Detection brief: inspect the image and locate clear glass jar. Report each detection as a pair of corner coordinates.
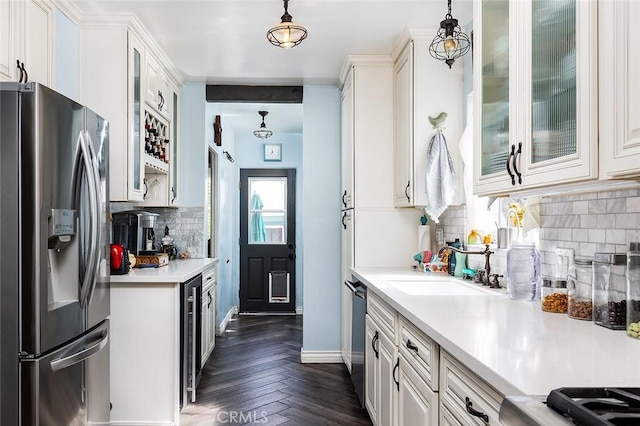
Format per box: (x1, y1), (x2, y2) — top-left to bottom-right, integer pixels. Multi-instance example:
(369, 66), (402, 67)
(593, 252), (627, 329)
(541, 277), (568, 313)
(567, 257), (593, 320)
(506, 242), (541, 301)
(627, 243), (640, 339)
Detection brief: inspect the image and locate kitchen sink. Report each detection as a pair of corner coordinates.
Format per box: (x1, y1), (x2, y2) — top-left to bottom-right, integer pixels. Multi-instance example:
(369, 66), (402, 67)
(386, 280), (493, 296)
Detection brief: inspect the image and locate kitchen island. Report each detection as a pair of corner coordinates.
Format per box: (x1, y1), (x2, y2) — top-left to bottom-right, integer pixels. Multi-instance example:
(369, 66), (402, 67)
(109, 258), (218, 425)
(352, 267), (640, 424)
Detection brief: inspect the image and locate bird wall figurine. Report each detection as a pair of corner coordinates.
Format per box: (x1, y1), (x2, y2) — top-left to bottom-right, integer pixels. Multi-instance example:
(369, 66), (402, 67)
(429, 112), (448, 130)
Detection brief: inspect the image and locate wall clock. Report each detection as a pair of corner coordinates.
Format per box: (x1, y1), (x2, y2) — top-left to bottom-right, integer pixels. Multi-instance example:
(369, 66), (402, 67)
(264, 143), (282, 162)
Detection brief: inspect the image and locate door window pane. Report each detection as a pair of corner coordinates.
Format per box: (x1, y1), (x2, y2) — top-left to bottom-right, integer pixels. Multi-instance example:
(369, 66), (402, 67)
(248, 177), (287, 244)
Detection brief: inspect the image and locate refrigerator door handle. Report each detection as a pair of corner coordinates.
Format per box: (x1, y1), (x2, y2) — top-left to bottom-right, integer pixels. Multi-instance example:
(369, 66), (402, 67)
(76, 131), (100, 308)
(50, 328), (108, 372)
(84, 131), (103, 306)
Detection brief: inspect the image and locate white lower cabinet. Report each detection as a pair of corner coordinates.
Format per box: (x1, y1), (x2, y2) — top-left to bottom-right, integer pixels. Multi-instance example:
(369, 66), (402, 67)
(200, 266), (217, 365)
(398, 354), (439, 426)
(439, 350), (503, 425)
(364, 290), (504, 425)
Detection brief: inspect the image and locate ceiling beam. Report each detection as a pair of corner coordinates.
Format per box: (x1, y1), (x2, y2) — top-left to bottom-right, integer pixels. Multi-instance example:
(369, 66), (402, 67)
(205, 85), (303, 104)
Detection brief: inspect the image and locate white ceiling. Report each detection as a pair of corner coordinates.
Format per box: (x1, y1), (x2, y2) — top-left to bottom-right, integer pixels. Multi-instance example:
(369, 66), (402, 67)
(72, 0), (472, 137)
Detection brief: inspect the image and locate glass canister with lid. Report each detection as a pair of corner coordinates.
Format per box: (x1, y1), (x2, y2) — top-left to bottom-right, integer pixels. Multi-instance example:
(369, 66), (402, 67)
(567, 257), (593, 320)
(506, 242), (541, 301)
(541, 277), (568, 313)
(627, 243), (640, 339)
(593, 252), (627, 329)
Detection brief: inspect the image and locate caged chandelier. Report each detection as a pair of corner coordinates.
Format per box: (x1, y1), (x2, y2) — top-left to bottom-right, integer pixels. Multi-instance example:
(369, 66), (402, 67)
(267, 0), (308, 49)
(428, 0), (471, 68)
(253, 111), (273, 139)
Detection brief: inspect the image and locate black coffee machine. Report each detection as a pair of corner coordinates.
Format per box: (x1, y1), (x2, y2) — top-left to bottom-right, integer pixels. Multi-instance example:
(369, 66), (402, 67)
(112, 211), (159, 256)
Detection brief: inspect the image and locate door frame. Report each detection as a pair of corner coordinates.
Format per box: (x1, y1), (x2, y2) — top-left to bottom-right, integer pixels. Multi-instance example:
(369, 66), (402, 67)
(239, 168), (297, 313)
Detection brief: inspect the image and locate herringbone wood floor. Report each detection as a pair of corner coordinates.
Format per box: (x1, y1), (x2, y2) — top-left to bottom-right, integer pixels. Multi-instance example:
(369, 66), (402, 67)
(179, 315), (372, 425)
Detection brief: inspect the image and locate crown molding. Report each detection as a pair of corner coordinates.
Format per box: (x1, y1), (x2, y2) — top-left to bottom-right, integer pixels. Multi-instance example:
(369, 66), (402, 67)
(390, 27), (438, 61)
(66, 4), (184, 87)
(51, 0), (83, 24)
(338, 54), (393, 87)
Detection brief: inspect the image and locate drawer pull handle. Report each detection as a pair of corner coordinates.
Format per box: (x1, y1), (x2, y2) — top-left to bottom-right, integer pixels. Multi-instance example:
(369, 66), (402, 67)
(406, 339), (418, 353)
(404, 181), (411, 202)
(465, 397), (489, 423)
(371, 331), (379, 359)
(392, 358), (399, 391)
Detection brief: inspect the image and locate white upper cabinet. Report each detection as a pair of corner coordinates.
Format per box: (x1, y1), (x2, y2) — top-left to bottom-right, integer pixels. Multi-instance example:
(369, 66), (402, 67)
(474, 0), (597, 196)
(392, 31), (463, 208)
(79, 17), (182, 203)
(341, 69), (355, 210)
(599, 0), (640, 179)
(0, 0), (52, 86)
(145, 52), (173, 120)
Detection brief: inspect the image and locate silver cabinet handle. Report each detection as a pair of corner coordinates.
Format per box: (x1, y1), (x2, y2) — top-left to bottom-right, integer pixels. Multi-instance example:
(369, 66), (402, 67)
(190, 286), (197, 402)
(85, 131), (103, 306)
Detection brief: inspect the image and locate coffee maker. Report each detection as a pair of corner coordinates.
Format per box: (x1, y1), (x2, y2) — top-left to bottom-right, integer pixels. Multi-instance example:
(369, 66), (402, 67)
(112, 211), (159, 256)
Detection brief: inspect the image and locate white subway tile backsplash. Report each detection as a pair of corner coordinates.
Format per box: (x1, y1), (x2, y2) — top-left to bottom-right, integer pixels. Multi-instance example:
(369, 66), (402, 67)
(572, 228), (589, 242)
(596, 214), (616, 229)
(580, 242), (597, 257)
(615, 214), (638, 229)
(588, 229), (606, 243)
(580, 214), (597, 228)
(557, 228), (572, 241)
(606, 229), (626, 244)
(588, 199), (607, 214)
(607, 198), (626, 213)
(627, 197), (640, 212)
(572, 201), (588, 214)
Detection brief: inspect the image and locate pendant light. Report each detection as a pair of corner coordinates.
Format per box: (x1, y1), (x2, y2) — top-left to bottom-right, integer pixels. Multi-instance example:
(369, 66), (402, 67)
(267, 0), (308, 49)
(253, 111), (273, 139)
(428, 0), (471, 68)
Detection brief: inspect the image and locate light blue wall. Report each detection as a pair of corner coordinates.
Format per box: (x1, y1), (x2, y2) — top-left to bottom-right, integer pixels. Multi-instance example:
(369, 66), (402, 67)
(204, 112), (238, 327)
(179, 83), (207, 209)
(301, 85), (341, 352)
(232, 132), (304, 310)
(54, 8), (78, 100)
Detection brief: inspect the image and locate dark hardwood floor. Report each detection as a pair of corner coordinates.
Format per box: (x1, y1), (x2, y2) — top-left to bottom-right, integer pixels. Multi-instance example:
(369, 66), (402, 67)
(179, 315), (372, 426)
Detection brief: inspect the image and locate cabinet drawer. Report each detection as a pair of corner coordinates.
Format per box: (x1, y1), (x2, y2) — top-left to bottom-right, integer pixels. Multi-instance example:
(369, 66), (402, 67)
(399, 316), (439, 391)
(203, 266), (217, 285)
(440, 351), (503, 425)
(367, 291), (396, 341)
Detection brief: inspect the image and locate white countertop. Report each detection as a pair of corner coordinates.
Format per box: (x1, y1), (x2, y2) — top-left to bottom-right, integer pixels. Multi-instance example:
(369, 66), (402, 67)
(352, 267), (640, 397)
(110, 258), (218, 283)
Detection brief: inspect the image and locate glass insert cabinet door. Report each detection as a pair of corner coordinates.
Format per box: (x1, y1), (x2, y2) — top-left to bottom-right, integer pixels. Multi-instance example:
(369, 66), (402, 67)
(478, 0), (510, 178)
(248, 177), (287, 245)
(530, 0), (576, 164)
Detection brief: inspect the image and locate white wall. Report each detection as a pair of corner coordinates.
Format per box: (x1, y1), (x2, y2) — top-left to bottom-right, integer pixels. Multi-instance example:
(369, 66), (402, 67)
(301, 85), (342, 351)
(179, 83), (207, 210)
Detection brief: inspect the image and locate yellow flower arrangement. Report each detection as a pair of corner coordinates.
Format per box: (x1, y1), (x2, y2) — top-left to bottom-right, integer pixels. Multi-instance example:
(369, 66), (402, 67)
(508, 202), (525, 228)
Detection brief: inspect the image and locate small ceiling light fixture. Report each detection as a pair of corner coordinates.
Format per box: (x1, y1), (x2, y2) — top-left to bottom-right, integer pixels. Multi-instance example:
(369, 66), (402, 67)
(428, 0), (471, 68)
(266, 0), (308, 49)
(253, 111), (273, 139)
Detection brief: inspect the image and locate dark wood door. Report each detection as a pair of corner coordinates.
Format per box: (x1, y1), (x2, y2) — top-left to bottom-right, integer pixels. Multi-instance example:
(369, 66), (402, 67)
(239, 169), (296, 312)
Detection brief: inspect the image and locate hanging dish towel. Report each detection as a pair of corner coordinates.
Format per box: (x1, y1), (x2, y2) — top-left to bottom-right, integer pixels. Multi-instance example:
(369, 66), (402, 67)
(424, 129), (455, 223)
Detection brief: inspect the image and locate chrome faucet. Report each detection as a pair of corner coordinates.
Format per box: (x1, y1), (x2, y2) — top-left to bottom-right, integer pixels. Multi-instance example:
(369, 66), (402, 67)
(438, 244), (501, 288)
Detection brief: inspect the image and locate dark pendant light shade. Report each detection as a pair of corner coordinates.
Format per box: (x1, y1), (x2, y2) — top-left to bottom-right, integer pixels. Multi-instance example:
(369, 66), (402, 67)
(429, 0), (471, 68)
(267, 0), (308, 49)
(253, 111), (273, 139)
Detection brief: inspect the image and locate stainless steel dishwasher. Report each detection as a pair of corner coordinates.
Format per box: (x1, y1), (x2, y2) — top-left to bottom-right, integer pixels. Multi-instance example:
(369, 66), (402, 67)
(344, 279), (367, 408)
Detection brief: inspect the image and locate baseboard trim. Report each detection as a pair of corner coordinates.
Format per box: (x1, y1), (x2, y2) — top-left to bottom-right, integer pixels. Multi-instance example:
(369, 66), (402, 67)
(296, 306), (303, 315)
(300, 350), (344, 364)
(217, 305), (238, 335)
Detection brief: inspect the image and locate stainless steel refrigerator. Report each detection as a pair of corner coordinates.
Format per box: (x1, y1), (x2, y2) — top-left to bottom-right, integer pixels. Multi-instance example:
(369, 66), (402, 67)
(0, 82), (110, 425)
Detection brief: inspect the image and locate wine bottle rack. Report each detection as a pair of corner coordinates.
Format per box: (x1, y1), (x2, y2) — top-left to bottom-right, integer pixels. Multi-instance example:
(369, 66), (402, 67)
(144, 110), (169, 173)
